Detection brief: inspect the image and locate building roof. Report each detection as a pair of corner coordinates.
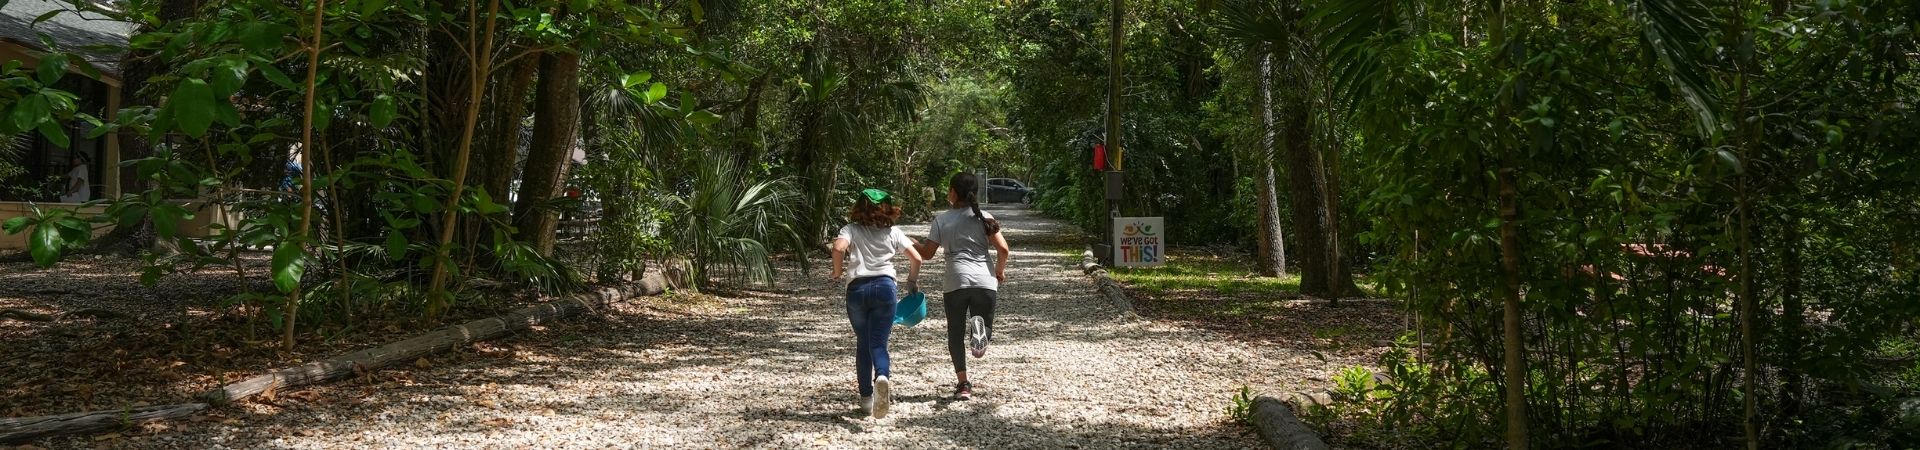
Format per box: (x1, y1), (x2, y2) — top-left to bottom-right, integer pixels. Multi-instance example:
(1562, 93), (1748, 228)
(0, 0), (136, 79)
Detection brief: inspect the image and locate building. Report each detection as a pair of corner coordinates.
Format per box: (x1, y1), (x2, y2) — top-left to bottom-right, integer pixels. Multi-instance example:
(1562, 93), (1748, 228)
(0, 0), (130, 249)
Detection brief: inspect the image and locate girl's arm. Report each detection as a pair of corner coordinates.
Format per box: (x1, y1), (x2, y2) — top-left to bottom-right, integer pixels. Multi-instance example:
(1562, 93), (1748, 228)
(991, 231), (1011, 282)
(903, 238), (925, 292)
(829, 237), (850, 280)
(914, 238), (940, 260)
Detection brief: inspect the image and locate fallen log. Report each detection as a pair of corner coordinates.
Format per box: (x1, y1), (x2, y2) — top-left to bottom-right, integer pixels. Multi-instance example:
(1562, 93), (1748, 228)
(200, 282), (664, 405)
(0, 273), (682, 444)
(0, 403), (206, 443)
(1251, 396), (1330, 450)
(1081, 249), (1137, 320)
(0, 309), (55, 322)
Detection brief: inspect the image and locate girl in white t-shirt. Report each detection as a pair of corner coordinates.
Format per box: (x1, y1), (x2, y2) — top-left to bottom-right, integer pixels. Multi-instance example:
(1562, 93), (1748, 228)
(60, 155), (89, 203)
(829, 188), (921, 418)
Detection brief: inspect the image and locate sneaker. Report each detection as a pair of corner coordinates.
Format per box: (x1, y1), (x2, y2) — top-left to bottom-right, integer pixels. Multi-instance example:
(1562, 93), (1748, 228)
(872, 376), (892, 419)
(967, 315), (989, 358)
(860, 395), (873, 415)
(954, 381), (972, 401)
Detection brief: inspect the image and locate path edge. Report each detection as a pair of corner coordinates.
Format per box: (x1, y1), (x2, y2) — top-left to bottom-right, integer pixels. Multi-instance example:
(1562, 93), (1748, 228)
(0, 270), (685, 445)
(1079, 248), (1138, 320)
(1252, 395), (1333, 450)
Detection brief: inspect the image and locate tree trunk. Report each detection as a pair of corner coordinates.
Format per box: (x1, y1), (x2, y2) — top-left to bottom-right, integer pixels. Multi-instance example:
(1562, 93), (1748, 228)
(793, 104), (833, 247)
(513, 50), (582, 255)
(734, 73), (770, 172)
(1490, 1), (1529, 447)
(1254, 44), (1286, 277)
(1278, 81), (1335, 297)
(478, 54), (540, 213)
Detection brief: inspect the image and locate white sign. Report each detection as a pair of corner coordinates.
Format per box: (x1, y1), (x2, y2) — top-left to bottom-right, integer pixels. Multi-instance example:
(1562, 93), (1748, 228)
(1112, 217), (1164, 268)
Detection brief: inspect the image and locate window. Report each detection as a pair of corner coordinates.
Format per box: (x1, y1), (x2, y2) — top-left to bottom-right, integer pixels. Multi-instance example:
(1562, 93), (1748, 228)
(1, 76), (109, 203)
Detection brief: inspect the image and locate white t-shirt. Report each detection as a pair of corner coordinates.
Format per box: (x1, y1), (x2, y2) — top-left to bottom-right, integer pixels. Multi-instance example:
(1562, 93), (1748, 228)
(60, 165), (89, 203)
(837, 224), (915, 280)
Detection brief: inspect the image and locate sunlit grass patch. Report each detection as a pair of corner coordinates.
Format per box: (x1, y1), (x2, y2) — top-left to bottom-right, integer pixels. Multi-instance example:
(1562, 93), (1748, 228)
(1108, 251), (1303, 298)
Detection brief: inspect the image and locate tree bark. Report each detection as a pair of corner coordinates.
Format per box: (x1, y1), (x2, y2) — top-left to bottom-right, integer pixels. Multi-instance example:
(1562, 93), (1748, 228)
(1490, 1), (1529, 447)
(512, 50), (582, 255)
(1251, 396), (1331, 450)
(1254, 44), (1286, 277)
(478, 54), (540, 214)
(1278, 81), (1338, 297)
(0, 403), (207, 444)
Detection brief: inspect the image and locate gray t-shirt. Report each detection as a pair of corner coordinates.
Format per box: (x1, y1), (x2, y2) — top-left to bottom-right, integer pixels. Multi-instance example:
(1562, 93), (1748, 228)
(837, 224), (915, 280)
(929, 208), (997, 292)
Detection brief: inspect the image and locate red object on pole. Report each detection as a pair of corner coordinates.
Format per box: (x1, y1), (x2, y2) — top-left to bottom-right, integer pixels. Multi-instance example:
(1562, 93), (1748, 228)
(1093, 144), (1108, 171)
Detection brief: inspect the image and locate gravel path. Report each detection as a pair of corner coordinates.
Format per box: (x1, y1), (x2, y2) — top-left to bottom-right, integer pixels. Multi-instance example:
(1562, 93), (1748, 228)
(84, 206), (1355, 449)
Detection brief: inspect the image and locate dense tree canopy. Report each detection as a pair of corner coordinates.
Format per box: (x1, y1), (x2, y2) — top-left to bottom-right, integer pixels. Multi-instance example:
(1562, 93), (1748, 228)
(3, 0), (1918, 447)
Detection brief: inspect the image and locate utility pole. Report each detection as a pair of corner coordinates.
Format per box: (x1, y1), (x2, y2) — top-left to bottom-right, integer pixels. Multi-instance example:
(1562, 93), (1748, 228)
(1101, 0), (1125, 265)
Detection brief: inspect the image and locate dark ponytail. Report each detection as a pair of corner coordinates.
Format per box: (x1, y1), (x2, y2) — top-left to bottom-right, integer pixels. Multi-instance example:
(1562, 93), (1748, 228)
(950, 172), (1001, 235)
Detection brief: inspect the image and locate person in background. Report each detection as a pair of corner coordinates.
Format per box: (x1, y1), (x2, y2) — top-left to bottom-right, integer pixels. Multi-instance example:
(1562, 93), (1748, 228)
(914, 172), (1011, 400)
(59, 154), (89, 203)
(829, 188), (922, 419)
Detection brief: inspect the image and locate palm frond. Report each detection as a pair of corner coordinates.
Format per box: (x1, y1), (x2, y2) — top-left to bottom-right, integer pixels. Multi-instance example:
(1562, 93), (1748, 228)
(1631, 0), (1723, 140)
(1307, 0), (1412, 106)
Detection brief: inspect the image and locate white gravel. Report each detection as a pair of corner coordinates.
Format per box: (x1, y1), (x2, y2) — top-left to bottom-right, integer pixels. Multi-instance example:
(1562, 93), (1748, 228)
(63, 206), (1363, 449)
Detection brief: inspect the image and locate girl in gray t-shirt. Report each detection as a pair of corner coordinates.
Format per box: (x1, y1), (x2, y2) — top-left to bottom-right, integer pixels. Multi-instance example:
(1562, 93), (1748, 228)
(914, 172), (1010, 400)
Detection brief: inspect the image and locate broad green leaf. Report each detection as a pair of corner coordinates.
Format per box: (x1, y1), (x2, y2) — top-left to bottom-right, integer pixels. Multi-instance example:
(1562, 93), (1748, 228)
(369, 94), (396, 128)
(645, 82), (667, 103)
(151, 203), (184, 238)
(168, 78), (216, 137)
(115, 204), (148, 230)
(271, 242), (307, 293)
(240, 22), (288, 54)
(11, 93), (49, 131)
(688, 110), (722, 126)
(2, 216), (30, 234)
(384, 230), (407, 257)
(36, 53), (66, 85)
(361, 0), (388, 16)
(620, 71), (651, 89)
(259, 65), (298, 90)
(36, 120), (69, 148)
(29, 221), (62, 268)
(313, 101), (333, 131)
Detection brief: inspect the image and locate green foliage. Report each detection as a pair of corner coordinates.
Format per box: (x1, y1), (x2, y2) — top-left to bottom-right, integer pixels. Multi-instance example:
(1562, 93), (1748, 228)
(1227, 385), (1257, 425)
(2, 205), (91, 268)
(670, 153), (799, 287)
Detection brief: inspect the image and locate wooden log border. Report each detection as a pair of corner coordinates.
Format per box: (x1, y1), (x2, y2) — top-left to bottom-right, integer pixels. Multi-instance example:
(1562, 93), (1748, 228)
(1251, 395), (1332, 450)
(0, 271), (682, 444)
(1079, 248), (1138, 320)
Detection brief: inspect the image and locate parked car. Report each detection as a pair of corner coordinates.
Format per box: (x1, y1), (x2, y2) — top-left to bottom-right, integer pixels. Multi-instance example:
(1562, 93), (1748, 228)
(986, 178), (1036, 204)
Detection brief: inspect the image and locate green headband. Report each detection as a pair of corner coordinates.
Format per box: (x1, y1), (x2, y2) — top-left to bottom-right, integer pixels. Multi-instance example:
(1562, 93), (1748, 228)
(861, 188), (892, 204)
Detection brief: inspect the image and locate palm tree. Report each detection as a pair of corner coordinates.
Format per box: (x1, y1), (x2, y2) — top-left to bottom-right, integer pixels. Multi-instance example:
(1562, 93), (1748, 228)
(673, 153), (799, 288)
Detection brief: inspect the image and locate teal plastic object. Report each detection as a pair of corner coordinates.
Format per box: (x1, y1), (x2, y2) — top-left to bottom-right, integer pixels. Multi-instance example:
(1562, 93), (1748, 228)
(895, 291), (928, 327)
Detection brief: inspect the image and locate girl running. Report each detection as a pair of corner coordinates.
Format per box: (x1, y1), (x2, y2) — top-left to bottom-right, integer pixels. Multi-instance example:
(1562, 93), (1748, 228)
(914, 173), (1010, 400)
(829, 189), (922, 418)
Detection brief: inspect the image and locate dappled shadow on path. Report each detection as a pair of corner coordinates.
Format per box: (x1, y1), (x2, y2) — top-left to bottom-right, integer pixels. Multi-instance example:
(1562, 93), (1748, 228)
(100, 204), (1279, 449)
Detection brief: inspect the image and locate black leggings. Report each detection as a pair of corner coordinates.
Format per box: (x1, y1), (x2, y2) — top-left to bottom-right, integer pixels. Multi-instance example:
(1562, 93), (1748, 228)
(944, 288), (997, 374)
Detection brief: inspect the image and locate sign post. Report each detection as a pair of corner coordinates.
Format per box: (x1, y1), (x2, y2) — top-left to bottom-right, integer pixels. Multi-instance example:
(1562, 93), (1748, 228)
(1112, 217), (1164, 268)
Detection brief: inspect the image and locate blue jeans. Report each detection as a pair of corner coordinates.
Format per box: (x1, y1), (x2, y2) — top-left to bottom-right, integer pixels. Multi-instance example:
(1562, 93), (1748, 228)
(846, 276), (898, 397)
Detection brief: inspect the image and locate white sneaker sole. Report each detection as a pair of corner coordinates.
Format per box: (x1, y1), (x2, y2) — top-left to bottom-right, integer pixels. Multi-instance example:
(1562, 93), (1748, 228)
(967, 315), (988, 358)
(873, 377), (892, 419)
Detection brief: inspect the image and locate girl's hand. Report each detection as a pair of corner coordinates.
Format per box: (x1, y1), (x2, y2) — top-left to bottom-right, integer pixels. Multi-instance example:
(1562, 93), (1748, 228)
(994, 271), (1006, 283)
